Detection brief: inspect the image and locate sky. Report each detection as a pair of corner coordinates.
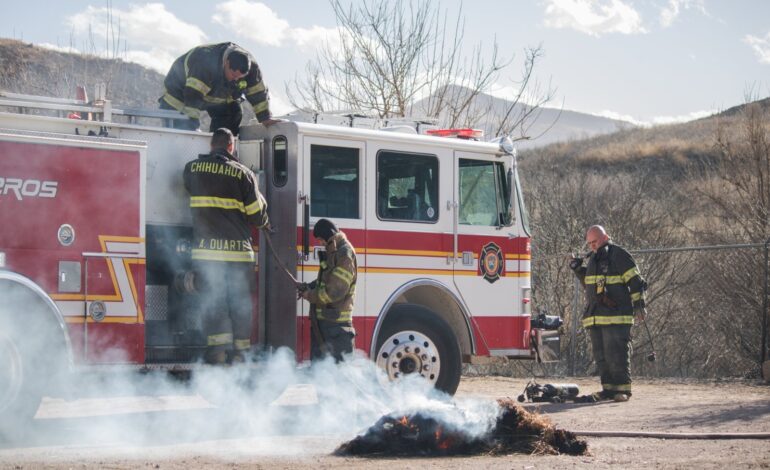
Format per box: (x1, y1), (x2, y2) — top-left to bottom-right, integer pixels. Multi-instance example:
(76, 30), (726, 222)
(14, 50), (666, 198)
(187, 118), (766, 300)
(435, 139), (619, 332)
(1, 0), (768, 125)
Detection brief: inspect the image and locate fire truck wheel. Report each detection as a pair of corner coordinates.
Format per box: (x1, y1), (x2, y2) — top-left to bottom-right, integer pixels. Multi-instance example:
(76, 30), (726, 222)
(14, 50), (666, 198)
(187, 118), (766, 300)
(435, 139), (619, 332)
(0, 329), (44, 436)
(375, 304), (462, 395)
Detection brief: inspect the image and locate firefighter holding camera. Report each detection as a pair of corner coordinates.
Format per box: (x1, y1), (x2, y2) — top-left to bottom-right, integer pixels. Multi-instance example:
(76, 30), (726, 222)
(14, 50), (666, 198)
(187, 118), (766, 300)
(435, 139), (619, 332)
(570, 225), (647, 402)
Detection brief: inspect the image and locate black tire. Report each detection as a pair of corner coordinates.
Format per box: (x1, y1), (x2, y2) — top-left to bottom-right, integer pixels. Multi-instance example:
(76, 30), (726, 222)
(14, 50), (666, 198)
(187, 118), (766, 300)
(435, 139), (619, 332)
(374, 304), (462, 395)
(0, 326), (44, 440)
(0, 293), (68, 440)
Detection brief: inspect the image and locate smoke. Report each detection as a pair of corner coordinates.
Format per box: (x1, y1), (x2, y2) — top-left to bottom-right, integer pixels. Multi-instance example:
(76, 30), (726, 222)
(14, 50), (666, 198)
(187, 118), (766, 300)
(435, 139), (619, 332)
(186, 348), (501, 445)
(1, 342), (503, 459)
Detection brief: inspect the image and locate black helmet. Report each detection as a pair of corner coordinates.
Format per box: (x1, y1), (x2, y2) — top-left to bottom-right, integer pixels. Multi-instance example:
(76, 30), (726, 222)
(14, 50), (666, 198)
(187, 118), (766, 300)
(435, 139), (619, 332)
(313, 218), (338, 241)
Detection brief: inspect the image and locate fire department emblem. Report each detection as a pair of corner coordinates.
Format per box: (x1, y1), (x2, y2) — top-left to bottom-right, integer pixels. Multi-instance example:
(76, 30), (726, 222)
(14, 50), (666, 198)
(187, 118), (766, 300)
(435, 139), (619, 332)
(479, 242), (504, 284)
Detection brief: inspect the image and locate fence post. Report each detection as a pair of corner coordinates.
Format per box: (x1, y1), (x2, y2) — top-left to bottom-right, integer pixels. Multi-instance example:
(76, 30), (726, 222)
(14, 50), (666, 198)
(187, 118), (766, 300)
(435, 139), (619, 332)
(569, 277), (580, 376)
(762, 238), (769, 370)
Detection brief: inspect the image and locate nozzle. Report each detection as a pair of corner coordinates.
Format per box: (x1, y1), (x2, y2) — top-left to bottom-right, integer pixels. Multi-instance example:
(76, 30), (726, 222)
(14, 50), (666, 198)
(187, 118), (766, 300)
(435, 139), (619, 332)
(647, 352), (656, 362)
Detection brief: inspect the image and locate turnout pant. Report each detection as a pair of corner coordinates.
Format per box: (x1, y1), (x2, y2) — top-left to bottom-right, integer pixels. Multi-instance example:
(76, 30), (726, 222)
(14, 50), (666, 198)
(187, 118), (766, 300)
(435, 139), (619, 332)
(589, 324), (632, 396)
(310, 318), (356, 363)
(194, 260), (255, 360)
(158, 99), (243, 136)
(207, 101), (243, 136)
(158, 99), (200, 131)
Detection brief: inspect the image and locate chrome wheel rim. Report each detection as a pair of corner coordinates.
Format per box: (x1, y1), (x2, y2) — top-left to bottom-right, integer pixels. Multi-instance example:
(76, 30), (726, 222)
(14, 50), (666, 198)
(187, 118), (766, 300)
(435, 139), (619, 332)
(376, 329), (441, 385)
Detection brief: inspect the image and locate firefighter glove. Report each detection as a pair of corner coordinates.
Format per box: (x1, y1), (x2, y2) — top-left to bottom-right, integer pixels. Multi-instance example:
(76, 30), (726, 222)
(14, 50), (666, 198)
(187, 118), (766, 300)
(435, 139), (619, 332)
(569, 256), (583, 271)
(297, 282), (310, 300)
(633, 305), (647, 321)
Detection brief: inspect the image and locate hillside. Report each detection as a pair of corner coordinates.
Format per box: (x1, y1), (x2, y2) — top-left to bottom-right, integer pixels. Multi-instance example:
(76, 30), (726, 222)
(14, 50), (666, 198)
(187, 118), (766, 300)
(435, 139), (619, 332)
(517, 98), (770, 176)
(0, 38), (163, 108)
(412, 84), (634, 148)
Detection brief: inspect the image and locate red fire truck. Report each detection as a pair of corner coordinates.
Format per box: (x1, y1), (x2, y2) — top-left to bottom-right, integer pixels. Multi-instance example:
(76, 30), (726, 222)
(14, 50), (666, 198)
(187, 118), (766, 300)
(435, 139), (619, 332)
(0, 91), (557, 423)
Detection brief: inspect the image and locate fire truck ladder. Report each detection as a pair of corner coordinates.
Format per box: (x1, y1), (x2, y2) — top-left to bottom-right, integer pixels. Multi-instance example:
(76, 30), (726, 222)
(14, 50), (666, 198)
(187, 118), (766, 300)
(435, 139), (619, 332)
(0, 88), (191, 126)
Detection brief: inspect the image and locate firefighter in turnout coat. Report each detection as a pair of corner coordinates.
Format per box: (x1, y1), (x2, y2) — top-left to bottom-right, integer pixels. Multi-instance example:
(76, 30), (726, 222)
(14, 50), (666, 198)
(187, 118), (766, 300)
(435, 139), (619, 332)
(183, 128), (269, 364)
(160, 42), (277, 135)
(570, 225), (646, 402)
(298, 219), (357, 362)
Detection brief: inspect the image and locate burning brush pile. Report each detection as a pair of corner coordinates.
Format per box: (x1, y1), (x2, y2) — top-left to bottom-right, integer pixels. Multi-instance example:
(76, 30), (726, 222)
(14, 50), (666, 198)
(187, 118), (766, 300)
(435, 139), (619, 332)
(334, 398), (587, 457)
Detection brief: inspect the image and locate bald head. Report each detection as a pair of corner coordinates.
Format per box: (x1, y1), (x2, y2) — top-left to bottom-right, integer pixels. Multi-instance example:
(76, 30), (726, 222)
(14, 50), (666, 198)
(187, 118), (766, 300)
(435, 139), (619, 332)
(586, 225), (610, 253)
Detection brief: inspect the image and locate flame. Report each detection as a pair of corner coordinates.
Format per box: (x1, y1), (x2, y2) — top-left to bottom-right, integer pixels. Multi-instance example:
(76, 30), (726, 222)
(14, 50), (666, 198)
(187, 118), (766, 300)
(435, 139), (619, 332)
(399, 416), (409, 426)
(435, 425), (452, 450)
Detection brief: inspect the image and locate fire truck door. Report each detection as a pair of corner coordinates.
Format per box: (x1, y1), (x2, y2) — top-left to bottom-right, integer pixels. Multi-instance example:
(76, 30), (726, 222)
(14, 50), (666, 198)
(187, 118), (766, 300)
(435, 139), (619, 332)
(300, 137), (366, 359)
(452, 151), (517, 353)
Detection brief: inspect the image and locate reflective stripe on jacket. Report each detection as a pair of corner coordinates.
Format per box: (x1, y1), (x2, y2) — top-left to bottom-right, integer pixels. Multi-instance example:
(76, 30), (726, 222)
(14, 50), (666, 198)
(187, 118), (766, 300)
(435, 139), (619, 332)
(306, 232), (357, 323)
(573, 242), (645, 328)
(183, 149), (269, 262)
(162, 42), (271, 122)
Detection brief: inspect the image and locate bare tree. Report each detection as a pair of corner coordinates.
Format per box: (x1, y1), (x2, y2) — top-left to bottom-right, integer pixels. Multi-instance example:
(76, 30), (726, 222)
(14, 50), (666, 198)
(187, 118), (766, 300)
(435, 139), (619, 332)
(491, 45), (560, 142)
(688, 94), (770, 372)
(287, 0), (555, 138)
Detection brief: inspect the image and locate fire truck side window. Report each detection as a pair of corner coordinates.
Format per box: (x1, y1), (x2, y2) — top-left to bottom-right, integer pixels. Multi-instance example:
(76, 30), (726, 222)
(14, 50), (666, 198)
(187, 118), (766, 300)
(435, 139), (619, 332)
(272, 136), (288, 187)
(458, 159), (505, 226)
(376, 151), (439, 223)
(310, 144), (360, 219)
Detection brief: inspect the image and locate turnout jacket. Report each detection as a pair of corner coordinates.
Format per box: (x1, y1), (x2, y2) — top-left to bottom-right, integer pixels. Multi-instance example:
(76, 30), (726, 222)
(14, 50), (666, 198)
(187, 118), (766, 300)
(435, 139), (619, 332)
(573, 242), (646, 328)
(306, 232), (357, 323)
(183, 149), (268, 262)
(162, 42), (271, 122)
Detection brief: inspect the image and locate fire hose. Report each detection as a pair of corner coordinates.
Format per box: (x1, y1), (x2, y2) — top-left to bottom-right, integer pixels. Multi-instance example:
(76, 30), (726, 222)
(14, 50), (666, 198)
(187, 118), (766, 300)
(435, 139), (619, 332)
(260, 227), (301, 287)
(519, 383), (770, 440)
(573, 430), (770, 439)
(639, 311), (657, 362)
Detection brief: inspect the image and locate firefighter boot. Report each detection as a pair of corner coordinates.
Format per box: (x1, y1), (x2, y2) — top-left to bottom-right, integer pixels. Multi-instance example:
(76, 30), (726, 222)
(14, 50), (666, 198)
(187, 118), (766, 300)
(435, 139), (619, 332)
(205, 348), (227, 365)
(228, 350), (246, 365)
(575, 390), (613, 403)
(613, 393), (630, 402)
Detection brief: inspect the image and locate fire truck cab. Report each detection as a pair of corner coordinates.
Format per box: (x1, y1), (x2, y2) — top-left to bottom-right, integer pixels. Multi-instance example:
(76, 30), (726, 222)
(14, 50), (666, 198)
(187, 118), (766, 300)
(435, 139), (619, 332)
(0, 92), (549, 424)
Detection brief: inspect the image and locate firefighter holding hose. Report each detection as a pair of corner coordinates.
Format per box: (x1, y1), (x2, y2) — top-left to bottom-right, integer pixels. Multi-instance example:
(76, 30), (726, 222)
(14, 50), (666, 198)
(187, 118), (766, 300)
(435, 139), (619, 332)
(297, 219), (357, 362)
(570, 225), (647, 402)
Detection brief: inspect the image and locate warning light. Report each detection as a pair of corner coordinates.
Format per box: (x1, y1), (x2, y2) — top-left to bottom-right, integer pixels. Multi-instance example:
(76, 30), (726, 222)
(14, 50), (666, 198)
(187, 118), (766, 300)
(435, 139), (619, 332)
(425, 128), (484, 140)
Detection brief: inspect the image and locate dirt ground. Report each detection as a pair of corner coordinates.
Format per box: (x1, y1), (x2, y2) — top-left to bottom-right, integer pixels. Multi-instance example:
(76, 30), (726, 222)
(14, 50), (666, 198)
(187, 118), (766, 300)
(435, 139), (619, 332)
(1, 376), (768, 469)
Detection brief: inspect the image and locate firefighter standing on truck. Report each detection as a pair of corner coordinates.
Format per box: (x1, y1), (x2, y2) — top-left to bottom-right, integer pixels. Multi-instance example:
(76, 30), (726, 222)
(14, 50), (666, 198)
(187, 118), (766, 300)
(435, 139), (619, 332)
(570, 225), (647, 402)
(160, 42), (278, 135)
(183, 128), (269, 365)
(297, 219), (357, 362)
